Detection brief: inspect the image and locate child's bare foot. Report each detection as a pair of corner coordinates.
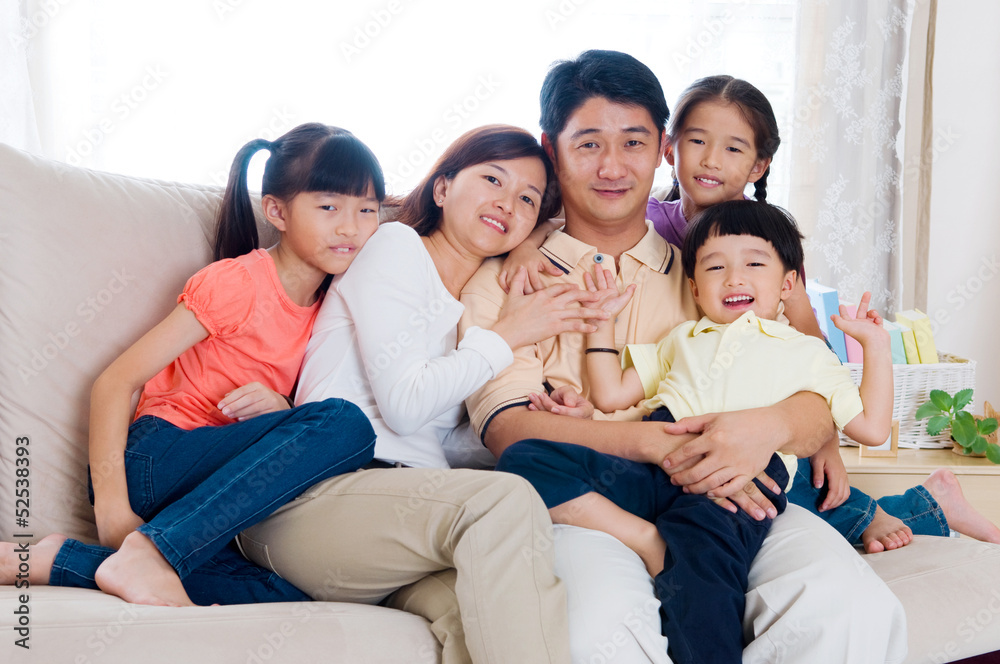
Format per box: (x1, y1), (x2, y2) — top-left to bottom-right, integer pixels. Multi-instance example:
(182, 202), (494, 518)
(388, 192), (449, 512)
(95, 531), (194, 606)
(1, 534), (66, 585)
(861, 506), (913, 553)
(924, 469), (1000, 544)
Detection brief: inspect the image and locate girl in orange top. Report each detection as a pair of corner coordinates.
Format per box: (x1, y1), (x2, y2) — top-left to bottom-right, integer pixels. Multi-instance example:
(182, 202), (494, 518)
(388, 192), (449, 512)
(9, 124), (382, 606)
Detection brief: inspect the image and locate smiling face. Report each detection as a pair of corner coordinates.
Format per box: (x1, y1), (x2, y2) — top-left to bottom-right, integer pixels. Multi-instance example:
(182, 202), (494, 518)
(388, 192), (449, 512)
(667, 100), (769, 220)
(434, 157), (548, 258)
(547, 96), (663, 232)
(270, 186), (381, 276)
(689, 233), (796, 324)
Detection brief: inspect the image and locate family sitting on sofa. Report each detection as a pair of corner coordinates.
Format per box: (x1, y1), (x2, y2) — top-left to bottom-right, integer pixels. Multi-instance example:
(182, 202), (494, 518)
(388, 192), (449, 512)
(5, 49), (1000, 664)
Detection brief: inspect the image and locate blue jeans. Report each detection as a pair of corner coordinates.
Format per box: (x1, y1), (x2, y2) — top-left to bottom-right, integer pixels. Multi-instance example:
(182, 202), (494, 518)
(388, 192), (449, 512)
(496, 433), (788, 664)
(786, 457), (949, 545)
(50, 398), (375, 605)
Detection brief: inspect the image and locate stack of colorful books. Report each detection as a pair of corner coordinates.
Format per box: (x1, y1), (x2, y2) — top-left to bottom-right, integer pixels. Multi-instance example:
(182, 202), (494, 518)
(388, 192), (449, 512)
(805, 280), (938, 364)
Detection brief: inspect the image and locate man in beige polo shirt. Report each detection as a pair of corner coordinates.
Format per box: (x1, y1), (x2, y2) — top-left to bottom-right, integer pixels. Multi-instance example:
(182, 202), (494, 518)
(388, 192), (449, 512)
(461, 49), (907, 663)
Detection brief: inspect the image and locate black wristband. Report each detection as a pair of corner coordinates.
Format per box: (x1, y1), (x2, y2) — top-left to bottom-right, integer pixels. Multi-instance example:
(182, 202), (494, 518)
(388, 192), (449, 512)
(585, 347), (620, 355)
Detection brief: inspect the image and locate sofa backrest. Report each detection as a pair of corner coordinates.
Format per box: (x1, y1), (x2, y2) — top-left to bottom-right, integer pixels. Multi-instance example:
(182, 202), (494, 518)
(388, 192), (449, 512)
(0, 143), (275, 542)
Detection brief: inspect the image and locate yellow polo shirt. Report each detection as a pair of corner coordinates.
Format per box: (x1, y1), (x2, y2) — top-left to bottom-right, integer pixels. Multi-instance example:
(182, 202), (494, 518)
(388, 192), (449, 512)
(461, 222), (698, 438)
(624, 311), (865, 487)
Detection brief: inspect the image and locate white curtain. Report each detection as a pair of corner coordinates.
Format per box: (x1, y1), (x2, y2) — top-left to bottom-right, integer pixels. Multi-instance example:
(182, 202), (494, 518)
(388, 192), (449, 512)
(0, 0), (41, 151)
(788, 0), (920, 313)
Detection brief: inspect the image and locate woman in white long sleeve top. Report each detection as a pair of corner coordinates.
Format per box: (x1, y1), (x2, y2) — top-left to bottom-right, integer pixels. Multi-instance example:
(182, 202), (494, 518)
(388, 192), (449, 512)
(239, 125), (603, 664)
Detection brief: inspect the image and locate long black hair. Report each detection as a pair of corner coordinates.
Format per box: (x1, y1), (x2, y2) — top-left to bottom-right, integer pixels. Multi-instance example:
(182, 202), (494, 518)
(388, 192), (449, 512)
(214, 123), (385, 261)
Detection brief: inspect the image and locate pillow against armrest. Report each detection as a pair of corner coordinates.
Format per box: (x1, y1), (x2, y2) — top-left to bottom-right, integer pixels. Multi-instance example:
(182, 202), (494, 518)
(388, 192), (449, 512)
(0, 143), (271, 543)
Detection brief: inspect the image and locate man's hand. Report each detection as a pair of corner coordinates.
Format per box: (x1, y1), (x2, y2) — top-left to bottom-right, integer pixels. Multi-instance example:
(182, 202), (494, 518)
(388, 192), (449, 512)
(659, 409), (781, 496)
(709, 472), (781, 520)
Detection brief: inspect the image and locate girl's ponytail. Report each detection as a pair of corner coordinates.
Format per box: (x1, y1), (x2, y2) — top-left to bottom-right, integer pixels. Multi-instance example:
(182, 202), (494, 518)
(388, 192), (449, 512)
(215, 138), (272, 261)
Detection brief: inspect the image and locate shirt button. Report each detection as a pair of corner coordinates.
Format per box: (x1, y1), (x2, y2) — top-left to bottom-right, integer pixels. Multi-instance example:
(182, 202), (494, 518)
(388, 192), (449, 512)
(593, 254), (604, 264)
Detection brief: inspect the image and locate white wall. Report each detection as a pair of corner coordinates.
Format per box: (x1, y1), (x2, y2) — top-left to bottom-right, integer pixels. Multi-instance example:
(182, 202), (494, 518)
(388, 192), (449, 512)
(927, 2), (1000, 412)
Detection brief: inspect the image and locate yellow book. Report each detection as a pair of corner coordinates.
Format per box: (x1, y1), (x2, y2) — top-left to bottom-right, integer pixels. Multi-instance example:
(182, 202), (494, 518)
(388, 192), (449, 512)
(895, 309), (939, 363)
(899, 327), (920, 364)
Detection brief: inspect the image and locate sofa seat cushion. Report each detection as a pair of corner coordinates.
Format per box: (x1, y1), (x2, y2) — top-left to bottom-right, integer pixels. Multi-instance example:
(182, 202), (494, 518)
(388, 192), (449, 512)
(2, 586), (439, 663)
(865, 536), (1000, 662)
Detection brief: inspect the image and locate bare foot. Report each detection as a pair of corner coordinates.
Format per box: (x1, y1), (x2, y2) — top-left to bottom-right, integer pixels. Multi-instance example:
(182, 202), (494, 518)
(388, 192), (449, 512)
(95, 531), (194, 606)
(861, 506), (913, 553)
(1, 534), (66, 585)
(924, 469), (1000, 544)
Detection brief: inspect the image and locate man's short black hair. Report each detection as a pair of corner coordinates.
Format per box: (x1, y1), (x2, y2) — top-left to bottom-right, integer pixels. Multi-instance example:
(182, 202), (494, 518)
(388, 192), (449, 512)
(539, 50), (669, 147)
(681, 200), (805, 278)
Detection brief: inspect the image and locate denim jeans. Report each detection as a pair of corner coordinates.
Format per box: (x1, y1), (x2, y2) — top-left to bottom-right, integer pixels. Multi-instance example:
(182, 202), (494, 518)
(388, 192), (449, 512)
(786, 457), (949, 545)
(496, 432), (789, 664)
(50, 397), (375, 605)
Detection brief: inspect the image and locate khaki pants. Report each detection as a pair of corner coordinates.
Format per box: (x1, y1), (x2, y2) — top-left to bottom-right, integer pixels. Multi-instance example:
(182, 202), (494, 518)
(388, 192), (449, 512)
(238, 467), (569, 664)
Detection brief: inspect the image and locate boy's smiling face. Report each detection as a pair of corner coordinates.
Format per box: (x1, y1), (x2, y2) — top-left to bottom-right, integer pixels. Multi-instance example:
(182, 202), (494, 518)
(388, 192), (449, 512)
(689, 233), (796, 324)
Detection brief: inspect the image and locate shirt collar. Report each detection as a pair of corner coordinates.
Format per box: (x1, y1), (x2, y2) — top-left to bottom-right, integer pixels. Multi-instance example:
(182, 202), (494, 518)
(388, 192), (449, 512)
(540, 220), (676, 274)
(692, 310), (801, 339)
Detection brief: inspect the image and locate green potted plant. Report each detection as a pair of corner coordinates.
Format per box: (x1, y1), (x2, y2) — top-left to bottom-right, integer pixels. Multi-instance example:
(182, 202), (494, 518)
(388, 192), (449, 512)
(915, 390), (1000, 463)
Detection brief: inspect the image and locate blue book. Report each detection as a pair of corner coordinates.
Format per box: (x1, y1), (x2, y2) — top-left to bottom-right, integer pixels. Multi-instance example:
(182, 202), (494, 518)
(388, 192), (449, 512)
(881, 320), (908, 364)
(806, 280), (848, 362)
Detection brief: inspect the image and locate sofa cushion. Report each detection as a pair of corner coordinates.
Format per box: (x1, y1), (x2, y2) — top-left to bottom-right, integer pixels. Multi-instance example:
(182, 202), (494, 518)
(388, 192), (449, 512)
(1, 586), (440, 663)
(0, 142), (275, 542)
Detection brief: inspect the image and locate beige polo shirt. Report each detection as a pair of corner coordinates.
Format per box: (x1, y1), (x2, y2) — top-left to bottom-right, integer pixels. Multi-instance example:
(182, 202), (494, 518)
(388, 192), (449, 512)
(460, 222), (698, 439)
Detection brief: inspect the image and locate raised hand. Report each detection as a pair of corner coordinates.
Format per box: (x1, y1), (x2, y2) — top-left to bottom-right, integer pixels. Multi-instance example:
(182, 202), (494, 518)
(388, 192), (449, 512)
(583, 267), (636, 325)
(830, 291), (888, 349)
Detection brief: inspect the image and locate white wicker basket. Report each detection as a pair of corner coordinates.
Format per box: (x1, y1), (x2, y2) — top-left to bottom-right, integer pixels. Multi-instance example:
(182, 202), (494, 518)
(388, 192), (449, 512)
(838, 353), (976, 448)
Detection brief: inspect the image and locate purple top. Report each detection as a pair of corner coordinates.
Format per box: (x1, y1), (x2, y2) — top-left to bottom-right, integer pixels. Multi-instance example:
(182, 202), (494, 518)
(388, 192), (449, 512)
(646, 197), (687, 248)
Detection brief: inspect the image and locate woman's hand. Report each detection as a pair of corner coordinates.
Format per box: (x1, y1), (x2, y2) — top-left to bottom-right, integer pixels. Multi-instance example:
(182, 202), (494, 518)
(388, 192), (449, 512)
(219, 382), (291, 421)
(492, 268), (608, 350)
(527, 386), (595, 419)
(95, 502), (145, 550)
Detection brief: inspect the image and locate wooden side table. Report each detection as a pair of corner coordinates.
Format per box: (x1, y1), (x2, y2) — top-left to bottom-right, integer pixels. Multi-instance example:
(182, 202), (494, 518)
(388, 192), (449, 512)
(839, 446), (1000, 526)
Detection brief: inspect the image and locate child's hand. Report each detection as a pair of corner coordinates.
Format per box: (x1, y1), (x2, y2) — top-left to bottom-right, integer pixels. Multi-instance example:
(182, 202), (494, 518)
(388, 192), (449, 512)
(583, 267), (636, 326)
(219, 382), (292, 421)
(499, 243), (563, 294)
(830, 291), (889, 349)
(809, 435), (851, 511)
(527, 386), (595, 419)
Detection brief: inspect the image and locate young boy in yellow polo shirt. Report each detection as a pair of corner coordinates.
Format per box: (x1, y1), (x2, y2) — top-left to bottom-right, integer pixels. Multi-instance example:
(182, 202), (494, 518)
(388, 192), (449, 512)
(495, 199), (892, 664)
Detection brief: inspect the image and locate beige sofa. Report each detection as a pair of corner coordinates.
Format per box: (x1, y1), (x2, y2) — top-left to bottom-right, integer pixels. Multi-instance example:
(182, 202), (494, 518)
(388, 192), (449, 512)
(1, 142), (999, 663)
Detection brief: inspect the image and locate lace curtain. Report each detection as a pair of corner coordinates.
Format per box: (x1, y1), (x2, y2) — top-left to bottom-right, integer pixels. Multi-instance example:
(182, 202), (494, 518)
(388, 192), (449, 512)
(787, 0), (926, 313)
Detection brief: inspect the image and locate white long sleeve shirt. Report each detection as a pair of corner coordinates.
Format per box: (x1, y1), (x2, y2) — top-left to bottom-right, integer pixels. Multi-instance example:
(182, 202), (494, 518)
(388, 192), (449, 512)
(295, 222), (512, 468)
